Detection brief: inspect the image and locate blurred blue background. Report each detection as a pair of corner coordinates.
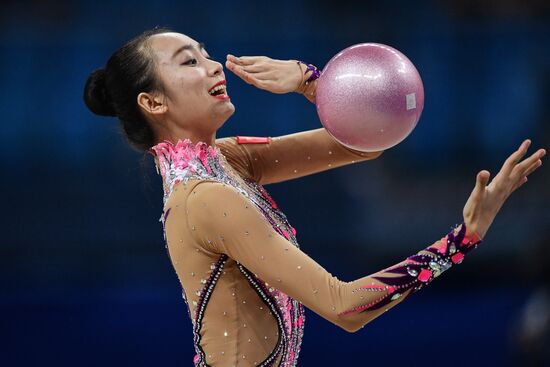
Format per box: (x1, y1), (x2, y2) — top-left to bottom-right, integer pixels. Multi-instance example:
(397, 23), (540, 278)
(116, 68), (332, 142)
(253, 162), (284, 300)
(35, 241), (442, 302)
(2, 0), (549, 366)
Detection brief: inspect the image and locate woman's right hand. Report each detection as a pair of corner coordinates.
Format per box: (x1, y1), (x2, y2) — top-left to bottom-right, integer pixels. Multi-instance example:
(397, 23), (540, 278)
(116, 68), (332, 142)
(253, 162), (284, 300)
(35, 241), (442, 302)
(462, 139), (546, 239)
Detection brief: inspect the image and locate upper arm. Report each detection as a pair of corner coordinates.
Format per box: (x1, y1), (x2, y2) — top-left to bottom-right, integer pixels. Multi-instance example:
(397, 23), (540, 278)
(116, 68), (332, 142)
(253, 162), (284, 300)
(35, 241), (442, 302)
(184, 180), (396, 332)
(219, 128), (383, 186)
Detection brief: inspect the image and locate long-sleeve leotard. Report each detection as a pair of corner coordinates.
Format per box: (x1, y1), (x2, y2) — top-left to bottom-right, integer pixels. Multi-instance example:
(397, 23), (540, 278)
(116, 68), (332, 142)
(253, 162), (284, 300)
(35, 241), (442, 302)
(157, 127), (482, 366)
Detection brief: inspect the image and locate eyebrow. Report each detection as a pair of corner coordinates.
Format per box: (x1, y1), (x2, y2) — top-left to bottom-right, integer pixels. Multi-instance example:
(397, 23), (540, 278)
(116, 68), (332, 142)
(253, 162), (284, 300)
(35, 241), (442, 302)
(171, 42), (206, 59)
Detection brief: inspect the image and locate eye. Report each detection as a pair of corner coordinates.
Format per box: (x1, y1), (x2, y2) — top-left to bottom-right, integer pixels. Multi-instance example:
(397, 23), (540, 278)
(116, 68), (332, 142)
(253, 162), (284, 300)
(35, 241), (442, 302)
(182, 58), (197, 66)
(181, 56), (216, 66)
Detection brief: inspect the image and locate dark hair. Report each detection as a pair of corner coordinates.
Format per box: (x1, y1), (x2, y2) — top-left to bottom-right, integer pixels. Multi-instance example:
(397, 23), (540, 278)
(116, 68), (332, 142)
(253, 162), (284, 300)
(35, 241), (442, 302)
(83, 26), (174, 151)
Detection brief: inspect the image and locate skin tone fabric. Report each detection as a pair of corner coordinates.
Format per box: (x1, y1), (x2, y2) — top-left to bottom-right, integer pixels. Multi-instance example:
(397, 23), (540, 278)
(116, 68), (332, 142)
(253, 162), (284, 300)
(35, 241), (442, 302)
(150, 127), (482, 366)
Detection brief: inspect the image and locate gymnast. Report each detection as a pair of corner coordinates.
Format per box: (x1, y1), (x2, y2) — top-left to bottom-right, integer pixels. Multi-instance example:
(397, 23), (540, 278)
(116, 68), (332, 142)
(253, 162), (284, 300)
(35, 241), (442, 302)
(83, 27), (546, 366)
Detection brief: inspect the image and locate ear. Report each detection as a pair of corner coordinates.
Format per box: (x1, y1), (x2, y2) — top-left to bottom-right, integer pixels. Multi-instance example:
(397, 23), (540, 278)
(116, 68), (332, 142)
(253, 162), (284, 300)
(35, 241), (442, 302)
(137, 91), (167, 116)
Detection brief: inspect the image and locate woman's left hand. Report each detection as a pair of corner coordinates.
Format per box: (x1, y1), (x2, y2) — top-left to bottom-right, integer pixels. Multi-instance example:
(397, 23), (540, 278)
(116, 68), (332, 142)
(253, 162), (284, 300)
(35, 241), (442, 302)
(225, 54), (303, 94)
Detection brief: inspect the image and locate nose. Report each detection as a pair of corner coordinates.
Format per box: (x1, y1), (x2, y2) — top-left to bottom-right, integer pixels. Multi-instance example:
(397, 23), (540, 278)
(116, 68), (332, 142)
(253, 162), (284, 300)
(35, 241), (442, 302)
(207, 57), (223, 76)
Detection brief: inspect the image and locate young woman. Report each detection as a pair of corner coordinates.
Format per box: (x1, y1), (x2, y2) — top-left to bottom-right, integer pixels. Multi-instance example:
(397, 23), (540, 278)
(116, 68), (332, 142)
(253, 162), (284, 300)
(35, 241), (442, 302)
(83, 27), (546, 367)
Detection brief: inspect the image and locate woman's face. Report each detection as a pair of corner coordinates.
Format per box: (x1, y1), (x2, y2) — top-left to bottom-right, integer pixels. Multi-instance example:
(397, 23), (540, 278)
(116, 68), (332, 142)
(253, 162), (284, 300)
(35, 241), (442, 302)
(148, 32), (234, 135)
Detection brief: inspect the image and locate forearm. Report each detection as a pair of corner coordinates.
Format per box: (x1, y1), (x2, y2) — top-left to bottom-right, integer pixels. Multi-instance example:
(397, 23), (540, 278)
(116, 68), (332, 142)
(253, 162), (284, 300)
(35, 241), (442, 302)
(337, 221), (483, 332)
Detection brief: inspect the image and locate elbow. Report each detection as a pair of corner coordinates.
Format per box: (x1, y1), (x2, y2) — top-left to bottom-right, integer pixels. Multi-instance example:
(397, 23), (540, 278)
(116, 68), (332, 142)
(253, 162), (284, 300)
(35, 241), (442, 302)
(341, 322), (363, 333)
(336, 318), (364, 333)
(367, 150), (384, 160)
(342, 144), (384, 161)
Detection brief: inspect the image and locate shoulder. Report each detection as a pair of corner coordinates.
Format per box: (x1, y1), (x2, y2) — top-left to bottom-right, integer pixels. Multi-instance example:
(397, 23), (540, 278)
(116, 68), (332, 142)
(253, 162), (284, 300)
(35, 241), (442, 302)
(187, 180), (247, 207)
(163, 179), (227, 212)
(166, 179), (248, 215)
(215, 136), (256, 180)
(184, 181), (257, 239)
(162, 179), (248, 231)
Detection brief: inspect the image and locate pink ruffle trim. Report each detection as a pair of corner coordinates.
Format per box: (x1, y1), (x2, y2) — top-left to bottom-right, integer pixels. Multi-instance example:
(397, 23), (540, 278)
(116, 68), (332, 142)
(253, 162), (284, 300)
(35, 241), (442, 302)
(149, 138), (220, 177)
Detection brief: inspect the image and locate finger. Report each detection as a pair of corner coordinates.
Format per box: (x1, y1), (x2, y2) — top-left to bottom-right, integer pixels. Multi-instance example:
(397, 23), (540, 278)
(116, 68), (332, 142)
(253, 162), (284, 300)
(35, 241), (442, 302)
(234, 66), (255, 84)
(513, 176), (528, 191)
(226, 54), (263, 66)
(472, 170), (491, 198)
(240, 69), (256, 85)
(511, 162), (539, 192)
(514, 148), (546, 175)
(225, 61), (251, 80)
(226, 60), (268, 77)
(226, 60), (262, 73)
(226, 62), (264, 87)
(241, 63), (267, 73)
(501, 139), (531, 174)
(478, 170), (491, 187)
(523, 158), (542, 177)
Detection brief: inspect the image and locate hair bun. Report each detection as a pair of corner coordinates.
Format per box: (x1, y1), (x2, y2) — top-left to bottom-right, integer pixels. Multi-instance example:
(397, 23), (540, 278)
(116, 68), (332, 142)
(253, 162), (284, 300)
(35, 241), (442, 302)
(83, 68), (116, 117)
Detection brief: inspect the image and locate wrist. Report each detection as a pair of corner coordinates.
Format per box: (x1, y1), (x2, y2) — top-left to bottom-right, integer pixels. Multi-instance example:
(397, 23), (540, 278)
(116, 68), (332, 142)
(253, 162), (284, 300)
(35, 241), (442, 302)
(463, 217), (485, 241)
(424, 221), (483, 273)
(302, 79), (317, 104)
(294, 60), (320, 102)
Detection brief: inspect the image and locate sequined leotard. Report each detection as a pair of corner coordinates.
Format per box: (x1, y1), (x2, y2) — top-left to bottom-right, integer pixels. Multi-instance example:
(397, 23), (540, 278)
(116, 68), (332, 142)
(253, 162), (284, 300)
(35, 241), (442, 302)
(149, 127), (483, 367)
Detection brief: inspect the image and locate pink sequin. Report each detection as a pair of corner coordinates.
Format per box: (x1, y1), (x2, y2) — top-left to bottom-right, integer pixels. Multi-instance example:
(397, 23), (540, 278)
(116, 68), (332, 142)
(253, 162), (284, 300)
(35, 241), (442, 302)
(451, 253), (464, 264)
(279, 292), (293, 336)
(418, 268), (432, 282)
(259, 185), (279, 209)
(438, 235), (448, 254)
(282, 230), (290, 240)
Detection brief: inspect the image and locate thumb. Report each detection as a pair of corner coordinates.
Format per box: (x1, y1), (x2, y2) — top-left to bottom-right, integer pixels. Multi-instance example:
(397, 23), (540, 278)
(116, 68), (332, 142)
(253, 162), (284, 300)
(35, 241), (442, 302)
(476, 170), (491, 190)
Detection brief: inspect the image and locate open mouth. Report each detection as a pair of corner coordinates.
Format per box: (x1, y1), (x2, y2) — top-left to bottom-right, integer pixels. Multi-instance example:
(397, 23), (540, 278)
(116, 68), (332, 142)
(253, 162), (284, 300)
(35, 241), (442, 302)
(208, 82), (229, 99)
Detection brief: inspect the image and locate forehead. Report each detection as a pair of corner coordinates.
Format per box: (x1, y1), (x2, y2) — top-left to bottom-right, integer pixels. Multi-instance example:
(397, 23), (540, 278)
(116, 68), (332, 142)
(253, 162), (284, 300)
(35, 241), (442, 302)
(148, 32), (203, 62)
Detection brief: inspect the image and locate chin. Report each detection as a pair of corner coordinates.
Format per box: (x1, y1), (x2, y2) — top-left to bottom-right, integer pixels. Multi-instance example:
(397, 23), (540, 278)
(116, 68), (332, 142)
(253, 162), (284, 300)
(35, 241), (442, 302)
(214, 107), (235, 129)
(223, 103), (236, 118)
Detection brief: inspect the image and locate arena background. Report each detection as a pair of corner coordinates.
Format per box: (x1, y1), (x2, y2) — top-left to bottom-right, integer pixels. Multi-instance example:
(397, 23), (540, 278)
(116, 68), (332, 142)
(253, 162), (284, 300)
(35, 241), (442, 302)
(2, 0), (549, 365)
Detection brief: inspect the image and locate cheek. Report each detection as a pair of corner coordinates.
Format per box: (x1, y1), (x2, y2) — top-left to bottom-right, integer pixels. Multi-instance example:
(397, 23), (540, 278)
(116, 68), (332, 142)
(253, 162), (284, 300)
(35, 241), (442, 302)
(161, 66), (202, 91)
(173, 74), (207, 102)
(176, 66), (205, 87)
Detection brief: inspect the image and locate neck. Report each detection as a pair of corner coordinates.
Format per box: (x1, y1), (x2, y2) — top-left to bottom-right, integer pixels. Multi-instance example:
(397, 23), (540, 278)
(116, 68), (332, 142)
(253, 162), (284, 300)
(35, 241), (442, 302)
(149, 136), (225, 205)
(154, 120), (217, 147)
